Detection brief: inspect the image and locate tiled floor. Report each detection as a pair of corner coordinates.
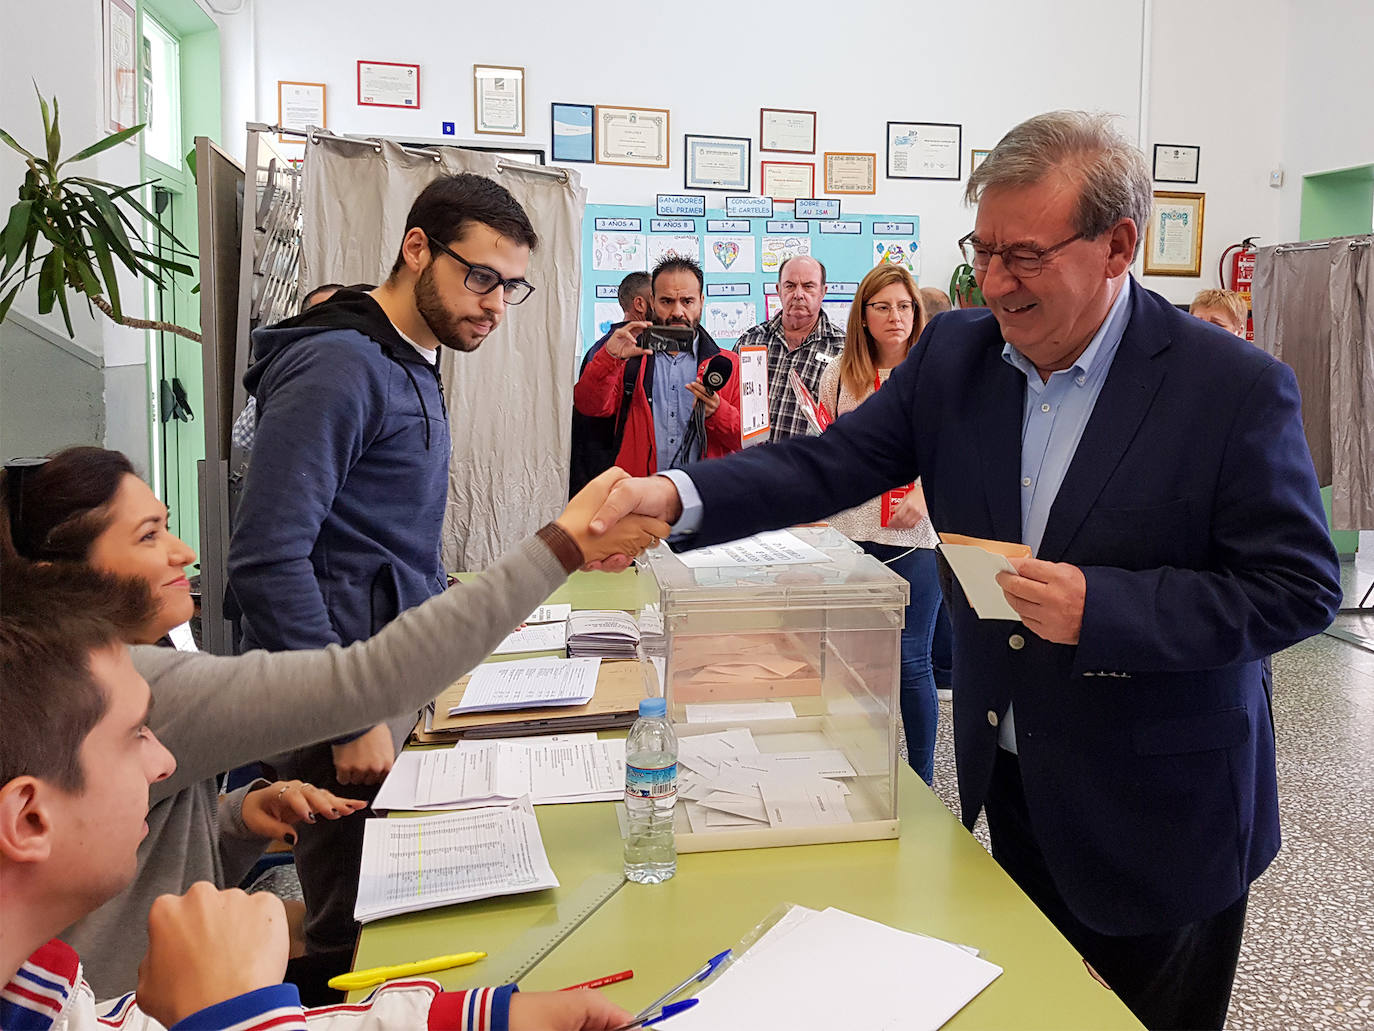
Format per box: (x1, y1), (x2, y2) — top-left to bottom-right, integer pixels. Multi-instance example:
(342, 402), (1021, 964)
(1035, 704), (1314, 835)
(924, 535), (1374, 1030)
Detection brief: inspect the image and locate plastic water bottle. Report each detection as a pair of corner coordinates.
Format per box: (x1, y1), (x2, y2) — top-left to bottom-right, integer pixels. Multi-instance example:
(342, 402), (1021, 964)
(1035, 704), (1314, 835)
(623, 697), (678, 883)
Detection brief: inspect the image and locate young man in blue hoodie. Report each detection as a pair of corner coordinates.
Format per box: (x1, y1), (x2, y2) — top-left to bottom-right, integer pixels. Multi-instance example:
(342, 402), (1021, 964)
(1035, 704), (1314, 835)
(227, 174), (538, 965)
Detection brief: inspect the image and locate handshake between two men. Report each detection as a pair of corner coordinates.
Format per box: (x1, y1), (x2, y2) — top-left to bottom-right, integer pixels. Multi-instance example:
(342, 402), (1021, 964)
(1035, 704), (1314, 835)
(577, 472), (1089, 648)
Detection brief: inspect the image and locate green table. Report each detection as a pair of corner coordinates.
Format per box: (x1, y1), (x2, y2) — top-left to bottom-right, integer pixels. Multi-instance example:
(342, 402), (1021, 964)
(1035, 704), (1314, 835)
(353, 571), (1141, 1029)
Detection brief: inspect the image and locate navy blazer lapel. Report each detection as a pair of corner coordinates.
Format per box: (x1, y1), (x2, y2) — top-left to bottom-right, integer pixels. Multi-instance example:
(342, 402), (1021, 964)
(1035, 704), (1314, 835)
(974, 342), (1025, 544)
(1036, 282), (1169, 563)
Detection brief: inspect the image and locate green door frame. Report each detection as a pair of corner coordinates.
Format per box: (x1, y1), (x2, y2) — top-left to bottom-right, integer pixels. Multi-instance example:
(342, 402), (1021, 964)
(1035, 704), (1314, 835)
(137, 0), (220, 558)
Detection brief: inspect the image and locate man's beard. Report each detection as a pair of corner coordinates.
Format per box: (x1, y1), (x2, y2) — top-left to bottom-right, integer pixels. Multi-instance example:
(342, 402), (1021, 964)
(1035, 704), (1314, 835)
(414, 265), (493, 352)
(656, 313), (698, 330)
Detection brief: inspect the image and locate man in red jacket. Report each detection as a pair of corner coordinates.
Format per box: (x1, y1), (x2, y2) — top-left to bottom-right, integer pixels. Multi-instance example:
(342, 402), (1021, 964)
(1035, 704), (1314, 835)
(574, 256), (741, 475)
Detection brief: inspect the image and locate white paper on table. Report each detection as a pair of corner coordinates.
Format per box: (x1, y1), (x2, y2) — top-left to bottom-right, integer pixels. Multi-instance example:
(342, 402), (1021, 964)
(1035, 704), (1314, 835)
(759, 776), (852, 827)
(665, 905), (1001, 1031)
(675, 530), (829, 568)
(377, 738), (625, 810)
(936, 543), (1021, 620)
(525, 604), (571, 624)
(451, 657), (601, 714)
(527, 738), (625, 799)
(685, 701), (797, 723)
(492, 621), (568, 655)
(354, 797), (559, 923)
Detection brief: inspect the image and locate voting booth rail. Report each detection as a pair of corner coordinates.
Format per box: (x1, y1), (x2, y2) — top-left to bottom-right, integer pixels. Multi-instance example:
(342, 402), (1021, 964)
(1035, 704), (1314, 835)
(640, 526), (908, 852)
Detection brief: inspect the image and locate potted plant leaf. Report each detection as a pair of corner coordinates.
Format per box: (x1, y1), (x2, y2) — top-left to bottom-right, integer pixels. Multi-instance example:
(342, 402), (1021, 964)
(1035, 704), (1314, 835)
(0, 88), (199, 341)
(949, 260), (985, 309)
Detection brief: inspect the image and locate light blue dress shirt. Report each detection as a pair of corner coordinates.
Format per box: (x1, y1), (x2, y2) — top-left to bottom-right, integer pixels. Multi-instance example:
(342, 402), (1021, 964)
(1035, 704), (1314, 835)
(651, 343), (702, 472)
(668, 279), (1135, 754)
(997, 277), (1133, 751)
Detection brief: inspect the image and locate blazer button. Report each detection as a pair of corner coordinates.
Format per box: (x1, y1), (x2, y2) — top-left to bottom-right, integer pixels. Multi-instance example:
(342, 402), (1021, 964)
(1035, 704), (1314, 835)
(987, 710), (999, 727)
(1008, 634), (1025, 650)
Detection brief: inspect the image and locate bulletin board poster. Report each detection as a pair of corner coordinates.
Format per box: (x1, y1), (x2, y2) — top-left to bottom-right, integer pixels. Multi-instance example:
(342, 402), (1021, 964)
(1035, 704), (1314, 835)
(579, 203), (920, 360)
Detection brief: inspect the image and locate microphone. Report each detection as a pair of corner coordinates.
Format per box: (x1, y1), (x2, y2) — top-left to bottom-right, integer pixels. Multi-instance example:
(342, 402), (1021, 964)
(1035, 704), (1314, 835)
(702, 354), (733, 396)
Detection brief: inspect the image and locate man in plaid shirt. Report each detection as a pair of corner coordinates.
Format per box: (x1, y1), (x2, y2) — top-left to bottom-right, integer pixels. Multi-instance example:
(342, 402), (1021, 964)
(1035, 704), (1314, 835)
(735, 255), (846, 441)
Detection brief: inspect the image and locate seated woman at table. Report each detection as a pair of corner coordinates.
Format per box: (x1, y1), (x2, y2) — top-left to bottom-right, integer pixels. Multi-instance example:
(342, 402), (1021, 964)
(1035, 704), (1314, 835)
(0, 446), (667, 999)
(818, 264), (942, 784)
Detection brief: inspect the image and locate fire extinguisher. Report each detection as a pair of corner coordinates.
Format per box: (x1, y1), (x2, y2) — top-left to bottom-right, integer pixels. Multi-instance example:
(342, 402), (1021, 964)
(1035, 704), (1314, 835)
(1219, 237), (1259, 342)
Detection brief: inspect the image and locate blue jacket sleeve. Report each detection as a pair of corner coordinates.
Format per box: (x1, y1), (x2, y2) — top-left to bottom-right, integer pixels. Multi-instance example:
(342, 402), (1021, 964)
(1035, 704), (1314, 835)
(1075, 358), (1341, 671)
(684, 339), (925, 548)
(228, 338), (387, 653)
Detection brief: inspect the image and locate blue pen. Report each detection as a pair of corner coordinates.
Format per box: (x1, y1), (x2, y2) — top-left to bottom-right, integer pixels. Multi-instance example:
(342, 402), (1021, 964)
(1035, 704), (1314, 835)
(633, 949), (731, 1021)
(611, 998), (699, 1030)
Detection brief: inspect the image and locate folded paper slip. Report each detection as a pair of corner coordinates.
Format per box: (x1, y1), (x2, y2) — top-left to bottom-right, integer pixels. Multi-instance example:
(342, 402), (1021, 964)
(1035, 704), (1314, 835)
(412, 659), (648, 742)
(936, 532), (1032, 621)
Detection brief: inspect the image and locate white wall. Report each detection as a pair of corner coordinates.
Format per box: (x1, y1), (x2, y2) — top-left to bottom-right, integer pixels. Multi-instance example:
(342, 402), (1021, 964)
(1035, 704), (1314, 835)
(1142, 0), (1288, 298)
(1, 0), (151, 462)
(243, 0), (1146, 301)
(1277, 0), (1374, 240)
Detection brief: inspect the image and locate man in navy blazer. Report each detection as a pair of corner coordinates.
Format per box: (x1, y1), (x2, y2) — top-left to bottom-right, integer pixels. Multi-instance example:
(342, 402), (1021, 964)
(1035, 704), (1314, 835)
(587, 112), (1341, 1030)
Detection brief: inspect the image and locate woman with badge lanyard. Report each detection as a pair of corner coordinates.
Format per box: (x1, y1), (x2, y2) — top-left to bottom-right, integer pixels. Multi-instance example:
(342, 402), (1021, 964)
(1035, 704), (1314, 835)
(818, 264), (941, 784)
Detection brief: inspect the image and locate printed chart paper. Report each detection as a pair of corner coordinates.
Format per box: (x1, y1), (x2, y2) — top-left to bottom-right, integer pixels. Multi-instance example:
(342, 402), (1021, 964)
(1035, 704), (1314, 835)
(354, 798), (558, 922)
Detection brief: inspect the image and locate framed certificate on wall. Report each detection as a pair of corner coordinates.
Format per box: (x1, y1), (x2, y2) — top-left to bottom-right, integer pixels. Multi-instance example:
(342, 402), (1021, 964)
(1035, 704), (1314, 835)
(1143, 191), (1205, 276)
(474, 64), (525, 135)
(761, 161), (814, 202)
(1152, 144), (1201, 184)
(277, 81), (326, 143)
(759, 108), (816, 154)
(357, 61), (420, 109)
(886, 121), (962, 180)
(595, 105), (670, 167)
(823, 152), (876, 195)
(684, 135), (751, 191)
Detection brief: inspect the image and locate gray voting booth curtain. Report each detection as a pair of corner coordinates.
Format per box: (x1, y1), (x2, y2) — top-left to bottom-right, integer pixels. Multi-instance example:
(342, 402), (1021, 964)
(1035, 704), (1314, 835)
(299, 137), (586, 569)
(1253, 236), (1374, 530)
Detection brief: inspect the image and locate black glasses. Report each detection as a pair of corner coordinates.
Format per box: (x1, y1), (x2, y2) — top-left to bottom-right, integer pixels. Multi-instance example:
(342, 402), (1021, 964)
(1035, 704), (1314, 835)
(425, 234), (535, 304)
(958, 231), (1085, 279)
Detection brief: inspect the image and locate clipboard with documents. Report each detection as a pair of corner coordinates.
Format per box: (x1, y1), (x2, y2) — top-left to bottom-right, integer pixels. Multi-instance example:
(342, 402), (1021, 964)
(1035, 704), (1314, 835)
(412, 658), (649, 742)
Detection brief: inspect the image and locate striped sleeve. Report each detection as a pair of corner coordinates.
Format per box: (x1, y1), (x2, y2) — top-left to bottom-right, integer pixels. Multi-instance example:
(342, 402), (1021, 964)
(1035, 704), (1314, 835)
(167, 985), (306, 1031)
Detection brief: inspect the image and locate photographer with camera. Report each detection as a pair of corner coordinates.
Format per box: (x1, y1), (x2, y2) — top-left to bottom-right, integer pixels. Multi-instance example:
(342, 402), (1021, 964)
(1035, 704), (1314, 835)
(573, 255), (741, 475)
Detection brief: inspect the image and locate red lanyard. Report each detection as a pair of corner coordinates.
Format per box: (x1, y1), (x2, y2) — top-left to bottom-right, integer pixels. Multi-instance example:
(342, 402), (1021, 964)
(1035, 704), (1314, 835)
(874, 367), (916, 526)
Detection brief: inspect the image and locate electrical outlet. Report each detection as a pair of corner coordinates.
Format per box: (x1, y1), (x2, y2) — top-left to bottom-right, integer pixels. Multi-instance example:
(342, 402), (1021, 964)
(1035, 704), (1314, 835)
(1269, 169), (1285, 188)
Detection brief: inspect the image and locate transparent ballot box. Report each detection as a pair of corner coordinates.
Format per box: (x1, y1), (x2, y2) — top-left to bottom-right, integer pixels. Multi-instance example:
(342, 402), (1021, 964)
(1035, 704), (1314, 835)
(640, 526), (909, 852)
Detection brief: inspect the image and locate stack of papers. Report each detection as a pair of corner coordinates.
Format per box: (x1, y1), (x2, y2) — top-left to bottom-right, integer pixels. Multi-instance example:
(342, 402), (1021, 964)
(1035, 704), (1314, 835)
(636, 604), (665, 653)
(676, 729), (856, 831)
(450, 657), (600, 715)
(667, 905), (1002, 1031)
(491, 603), (572, 656)
(567, 611), (640, 659)
(373, 734), (626, 810)
(353, 797), (559, 923)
